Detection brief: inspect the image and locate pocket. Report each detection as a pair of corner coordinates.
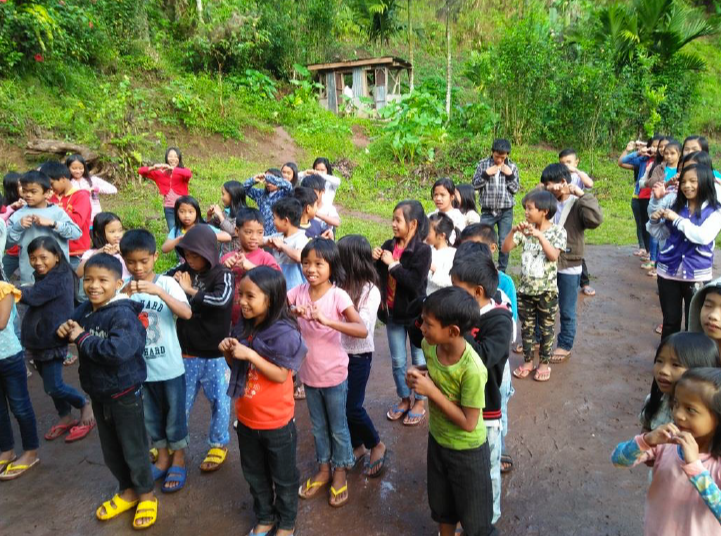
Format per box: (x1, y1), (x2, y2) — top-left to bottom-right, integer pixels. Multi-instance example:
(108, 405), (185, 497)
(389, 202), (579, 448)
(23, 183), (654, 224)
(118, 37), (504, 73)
(696, 247), (713, 258)
(115, 389), (142, 409)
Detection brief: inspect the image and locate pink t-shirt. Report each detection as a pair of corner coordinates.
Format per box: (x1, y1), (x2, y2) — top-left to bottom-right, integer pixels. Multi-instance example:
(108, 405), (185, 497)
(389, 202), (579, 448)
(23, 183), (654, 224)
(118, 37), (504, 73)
(287, 284), (353, 388)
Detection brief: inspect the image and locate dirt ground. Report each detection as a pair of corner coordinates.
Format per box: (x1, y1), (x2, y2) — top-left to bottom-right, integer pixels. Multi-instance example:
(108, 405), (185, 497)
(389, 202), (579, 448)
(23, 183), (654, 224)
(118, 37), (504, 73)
(0, 245), (699, 535)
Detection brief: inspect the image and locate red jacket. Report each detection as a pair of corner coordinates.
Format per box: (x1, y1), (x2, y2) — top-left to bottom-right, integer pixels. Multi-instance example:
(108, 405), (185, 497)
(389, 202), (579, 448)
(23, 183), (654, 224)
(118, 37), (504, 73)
(50, 188), (92, 256)
(138, 166), (192, 197)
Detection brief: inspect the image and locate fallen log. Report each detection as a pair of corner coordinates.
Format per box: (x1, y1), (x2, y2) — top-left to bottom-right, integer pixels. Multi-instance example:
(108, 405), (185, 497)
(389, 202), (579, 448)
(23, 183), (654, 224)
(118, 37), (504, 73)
(24, 139), (115, 179)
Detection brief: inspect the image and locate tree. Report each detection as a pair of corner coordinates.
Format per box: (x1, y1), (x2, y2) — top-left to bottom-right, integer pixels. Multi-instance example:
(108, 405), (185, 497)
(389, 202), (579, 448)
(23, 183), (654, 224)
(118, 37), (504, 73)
(438, 0), (462, 120)
(352, 0), (402, 44)
(196, 0), (204, 25)
(407, 0), (414, 90)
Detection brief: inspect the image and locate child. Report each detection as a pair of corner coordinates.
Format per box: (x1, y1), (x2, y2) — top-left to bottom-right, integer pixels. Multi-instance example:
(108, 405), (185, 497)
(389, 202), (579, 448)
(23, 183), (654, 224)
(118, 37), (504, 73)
(406, 287), (495, 536)
(20, 237), (95, 442)
(0, 281), (39, 481)
(291, 239), (367, 508)
(2, 172), (24, 280)
(220, 267), (306, 536)
(612, 367), (721, 535)
(541, 164), (603, 362)
(426, 213), (457, 295)
(303, 157), (342, 207)
(648, 165), (721, 340)
(456, 183), (481, 228)
(689, 277), (721, 354)
(281, 161), (299, 188)
(243, 171), (293, 235)
(300, 174), (340, 235)
(138, 147), (192, 231)
(429, 177), (466, 232)
(168, 224), (234, 474)
(41, 160), (92, 271)
(502, 190), (566, 382)
(472, 138), (521, 272)
(66, 154), (117, 222)
(77, 212), (129, 280)
(294, 186), (324, 239)
(56, 254), (156, 529)
(337, 235), (387, 477)
(161, 195), (231, 256)
(264, 198), (309, 291)
(221, 208), (280, 327)
(373, 200), (432, 426)
(119, 229), (192, 493)
(207, 180), (247, 257)
(640, 332), (719, 432)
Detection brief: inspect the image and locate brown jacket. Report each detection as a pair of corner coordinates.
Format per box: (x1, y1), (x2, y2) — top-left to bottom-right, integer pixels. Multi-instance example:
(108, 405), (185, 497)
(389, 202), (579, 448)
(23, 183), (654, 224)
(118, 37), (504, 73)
(555, 192), (603, 270)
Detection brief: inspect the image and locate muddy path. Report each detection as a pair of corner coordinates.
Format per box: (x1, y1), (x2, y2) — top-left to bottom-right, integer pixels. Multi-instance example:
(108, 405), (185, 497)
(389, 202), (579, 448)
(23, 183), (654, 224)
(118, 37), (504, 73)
(1, 245), (697, 535)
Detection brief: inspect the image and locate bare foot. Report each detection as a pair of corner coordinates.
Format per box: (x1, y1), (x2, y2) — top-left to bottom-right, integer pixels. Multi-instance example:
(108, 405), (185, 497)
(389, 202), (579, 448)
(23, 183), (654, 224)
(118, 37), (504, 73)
(79, 402), (95, 427)
(403, 400), (426, 425)
(0, 450), (17, 464)
(97, 488), (138, 518)
(276, 529), (295, 536)
(353, 445), (368, 463)
(329, 468), (348, 507)
(387, 397), (411, 420)
(365, 442), (387, 477)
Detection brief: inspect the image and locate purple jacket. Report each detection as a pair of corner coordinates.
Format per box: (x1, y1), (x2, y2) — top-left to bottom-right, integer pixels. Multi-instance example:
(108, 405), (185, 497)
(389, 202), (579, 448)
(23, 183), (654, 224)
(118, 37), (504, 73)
(657, 204), (717, 281)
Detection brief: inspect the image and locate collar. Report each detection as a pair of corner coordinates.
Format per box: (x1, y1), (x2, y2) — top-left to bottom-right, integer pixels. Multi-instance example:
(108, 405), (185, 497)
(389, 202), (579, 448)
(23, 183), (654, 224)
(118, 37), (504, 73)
(479, 299), (496, 317)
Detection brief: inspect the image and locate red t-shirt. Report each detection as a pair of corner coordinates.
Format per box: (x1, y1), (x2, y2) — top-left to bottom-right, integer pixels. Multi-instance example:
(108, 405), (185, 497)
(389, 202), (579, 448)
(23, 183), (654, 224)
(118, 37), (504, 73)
(50, 188), (91, 256)
(235, 363), (294, 430)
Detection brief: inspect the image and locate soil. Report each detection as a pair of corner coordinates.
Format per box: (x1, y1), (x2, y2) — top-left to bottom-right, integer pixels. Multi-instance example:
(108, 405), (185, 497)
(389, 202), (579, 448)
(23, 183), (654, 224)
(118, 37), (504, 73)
(0, 245), (702, 535)
(351, 125), (371, 150)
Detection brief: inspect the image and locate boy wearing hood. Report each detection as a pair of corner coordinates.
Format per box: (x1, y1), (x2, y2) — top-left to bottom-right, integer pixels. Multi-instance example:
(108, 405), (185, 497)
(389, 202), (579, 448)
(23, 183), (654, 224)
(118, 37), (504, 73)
(689, 278), (721, 354)
(167, 224), (235, 473)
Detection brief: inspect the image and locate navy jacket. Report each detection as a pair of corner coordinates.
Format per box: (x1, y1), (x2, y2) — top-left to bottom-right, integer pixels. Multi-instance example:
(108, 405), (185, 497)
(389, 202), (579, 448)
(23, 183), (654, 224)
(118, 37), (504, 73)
(73, 297), (147, 400)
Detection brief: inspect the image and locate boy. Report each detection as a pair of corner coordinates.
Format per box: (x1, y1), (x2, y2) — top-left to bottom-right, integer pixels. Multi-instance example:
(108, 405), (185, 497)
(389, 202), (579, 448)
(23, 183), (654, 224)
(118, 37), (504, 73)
(472, 139), (520, 272)
(120, 229), (193, 493)
(300, 174), (340, 235)
(293, 186), (324, 239)
(264, 198), (309, 290)
(40, 161), (92, 270)
(541, 163), (603, 363)
(406, 287), (496, 536)
(243, 170), (293, 235)
(558, 149), (596, 297)
(221, 208), (280, 326)
(502, 190), (566, 382)
(689, 278), (721, 353)
(56, 254), (156, 529)
(167, 224), (234, 474)
(7, 170), (82, 284)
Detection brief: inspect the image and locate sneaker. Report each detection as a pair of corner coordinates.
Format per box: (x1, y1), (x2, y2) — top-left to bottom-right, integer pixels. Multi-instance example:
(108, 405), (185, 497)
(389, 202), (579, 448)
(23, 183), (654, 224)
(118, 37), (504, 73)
(641, 261), (655, 270)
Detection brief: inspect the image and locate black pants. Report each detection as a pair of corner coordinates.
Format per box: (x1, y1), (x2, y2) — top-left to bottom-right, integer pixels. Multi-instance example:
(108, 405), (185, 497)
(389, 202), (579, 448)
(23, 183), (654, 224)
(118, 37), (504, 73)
(236, 419), (299, 531)
(346, 353), (380, 450)
(427, 434), (497, 536)
(92, 388), (154, 495)
(580, 259), (590, 288)
(657, 276), (695, 341)
(638, 198), (651, 252)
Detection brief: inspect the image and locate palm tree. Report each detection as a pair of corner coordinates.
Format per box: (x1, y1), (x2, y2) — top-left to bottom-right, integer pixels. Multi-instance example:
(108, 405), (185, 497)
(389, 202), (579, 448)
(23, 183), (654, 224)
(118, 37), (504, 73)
(352, 0), (403, 45)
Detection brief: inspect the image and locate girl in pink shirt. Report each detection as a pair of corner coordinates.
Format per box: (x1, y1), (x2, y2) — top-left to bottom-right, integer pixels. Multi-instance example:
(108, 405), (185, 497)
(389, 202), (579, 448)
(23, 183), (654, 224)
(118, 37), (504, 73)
(289, 238), (367, 508)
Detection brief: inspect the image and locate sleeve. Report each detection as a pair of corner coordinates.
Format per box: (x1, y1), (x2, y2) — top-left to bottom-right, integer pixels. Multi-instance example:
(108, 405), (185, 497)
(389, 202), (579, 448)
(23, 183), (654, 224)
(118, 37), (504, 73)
(162, 276), (190, 306)
(191, 270), (234, 309)
(464, 315), (513, 369)
(620, 153), (641, 167)
(287, 284), (300, 307)
(472, 161), (490, 190)
(685, 462), (721, 522)
(6, 212), (23, 245)
(648, 192), (677, 215)
(427, 250), (454, 290)
(550, 226), (567, 251)
(138, 166), (151, 178)
(174, 167), (192, 182)
(218, 217), (236, 236)
(260, 251), (281, 271)
(674, 210), (721, 245)
(577, 194), (603, 230)
(91, 176), (117, 195)
(336, 288), (355, 317)
(265, 174), (293, 193)
(611, 434), (656, 467)
(647, 217), (671, 242)
(19, 270), (68, 306)
(66, 192), (92, 231)
(53, 211), (82, 240)
(243, 178), (263, 202)
(357, 285), (381, 335)
(76, 316), (146, 367)
(459, 363), (486, 410)
(388, 245), (432, 293)
(1, 205), (16, 222)
(505, 163), (520, 194)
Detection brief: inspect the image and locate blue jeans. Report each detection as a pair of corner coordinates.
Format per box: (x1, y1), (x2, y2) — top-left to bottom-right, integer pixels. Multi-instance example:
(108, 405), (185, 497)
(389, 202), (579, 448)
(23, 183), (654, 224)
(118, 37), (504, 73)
(649, 237), (659, 263)
(35, 357), (87, 418)
(386, 319), (426, 400)
(0, 351), (39, 452)
(143, 375), (189, 451)
(486, 425), (502, 524)
(557, 272), (582, 351)
(304, 381), (354, 469)
(481, 207), (514, 272)
(184, 357), (231, 447)
(164, 207), (175, 232)
(500, 361), (513, 452)
(346, 353), (380, 450)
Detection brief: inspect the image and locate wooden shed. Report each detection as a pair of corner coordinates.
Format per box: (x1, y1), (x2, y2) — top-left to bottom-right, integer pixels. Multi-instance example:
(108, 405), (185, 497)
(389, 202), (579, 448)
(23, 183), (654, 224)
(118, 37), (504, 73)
(306, 57), (412, 115)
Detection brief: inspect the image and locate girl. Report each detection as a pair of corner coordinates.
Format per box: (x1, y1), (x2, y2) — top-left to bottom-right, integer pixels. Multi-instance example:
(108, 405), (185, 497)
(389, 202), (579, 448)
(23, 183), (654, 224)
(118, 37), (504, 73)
(640, 332), (719, 432)
(244, 171), (293, 235)
(76, 212), (129, 280)
(162, 196), (231, 256)
(649, 165), (721, 340)
(220, 267), (305, 536)
(456, 183), (481, 227)
(613, 367), (721, 535)
(373, 200), (432, 425)
(426, 213), (457, 295)
(683, 135), (710, 157)
(290, 239), (367, 508)
(208, 180), (247, 257)
(428, 177), (466, 232)
(20, 237), (95, 443)
(281, 162), (299, 188)
(303, 157), (341, 208)
(639, 137), (669, 271)
(138, 147), (192, 231)
(2, 172), (23, 280)
(65, 154), (117, 222)
(337, 235), (387, 477)
(0, 281), (39, 481)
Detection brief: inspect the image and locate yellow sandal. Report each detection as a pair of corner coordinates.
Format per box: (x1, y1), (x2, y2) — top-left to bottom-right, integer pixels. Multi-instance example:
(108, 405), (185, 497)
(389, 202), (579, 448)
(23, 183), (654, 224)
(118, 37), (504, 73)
(200, 447), (227, 472)
(298, 478), (329, 499)
(96, 493), (139, 521)
(329, 483), (349, 508)
(133, 498), (158, 530)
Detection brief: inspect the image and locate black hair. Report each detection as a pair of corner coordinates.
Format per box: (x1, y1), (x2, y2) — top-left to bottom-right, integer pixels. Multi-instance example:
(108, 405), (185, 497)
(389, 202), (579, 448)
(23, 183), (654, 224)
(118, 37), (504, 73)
(2, 172), (22, 206)
(422, 286), (481, 333)
(272, 197), (302, 227)
(559, 148), (577, 159)
(492, 139), (512, 154)
(91, 212), (122, 249)
(456, 184), (477, 215)
(39, 161), (71, 181)
(540, 163), (572, 185)
(664, 138), (682, 159)
(222, 180), (246, 219)
(27, 236), (79, 298)
(522, 189), (558, 219)
(428, 212), (457, 247)
(293, 186), (318, 211)
(174, 195), (204, 231)
(337, 235), (380, 309)
(683, 151), (714, 170)
(84, 252), (123, 279)
(641, 332), (720, 430)
(165, 147), (184, 168)
(65, 154), (94, 189)
(431, 177), (458, 208)
(676, 367), (721, 458)
(394, 199), (429, 242)
(451, 242), (498, 297)
(266, 168), (282, 178)
(301, 238), (346, 285)
(301, 174), (326, 192)
(282, 162), (299, 186)
(458, 223), (497, 246)
(240, 266), (297, 337)
(235, 207), (264, 228)
(672, 164), (719, 216)
(19, 170), (51, 191)
(313, 157), (333, 176)
(648, 136), (669, 177)
(120, 229), (157, 256)
(683, 135), (710, 155)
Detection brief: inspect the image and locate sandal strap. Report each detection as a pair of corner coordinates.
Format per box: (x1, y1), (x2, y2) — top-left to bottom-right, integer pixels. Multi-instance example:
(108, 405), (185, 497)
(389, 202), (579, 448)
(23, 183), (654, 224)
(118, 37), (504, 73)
(330, 484), (348, 496)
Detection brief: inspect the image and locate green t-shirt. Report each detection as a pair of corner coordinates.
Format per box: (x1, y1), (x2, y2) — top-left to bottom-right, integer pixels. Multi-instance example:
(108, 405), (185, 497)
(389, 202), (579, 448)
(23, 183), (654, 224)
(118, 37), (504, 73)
(423, 339), (488, 450)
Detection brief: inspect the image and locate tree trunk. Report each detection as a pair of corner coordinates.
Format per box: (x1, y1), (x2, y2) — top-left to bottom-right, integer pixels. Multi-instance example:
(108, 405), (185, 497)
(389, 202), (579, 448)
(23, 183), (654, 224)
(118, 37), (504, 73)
(196, 0), (204, 25)
(445, 3), (451, 120)
(408, 0), (414, 91)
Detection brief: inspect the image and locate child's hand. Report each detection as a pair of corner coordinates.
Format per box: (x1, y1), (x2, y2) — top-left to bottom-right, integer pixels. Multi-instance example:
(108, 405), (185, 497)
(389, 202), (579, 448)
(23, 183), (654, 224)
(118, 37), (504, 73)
(321, 229), (334, 239)
(650, 209), (664, 221)
(568, 184), (584, 197)
(372, 247), (383, 260)
(134, 280), (161, 296)
(290, 304), (308, 318)
(406, 368), (434, 396)
(231, 343), (254, 361)
(626, 140), (636, 152)
(309, 303), (328, 325)
(208, 204), (224, 220)
(486, 165), (499, 176)
(57, 319), (83, 342)
(380, 250), (395, 266)
(174, 272), (193, 292)
(32, 215), (55, 228)
(652, 181), (666, 200)
(20, 216), (34, 228)
(663, 209), (679, 222)
(500, 164), (512, 176)
(268, 237), (284, 250)
(218, 337), (238, 354)
(253, 173), (266, 184)
(102, 243), (120, 255)
(527, 226), (542, 238)
(671, 431), (700, 464)
(644, 422), (680, 447)
(10, 199), (25, 210)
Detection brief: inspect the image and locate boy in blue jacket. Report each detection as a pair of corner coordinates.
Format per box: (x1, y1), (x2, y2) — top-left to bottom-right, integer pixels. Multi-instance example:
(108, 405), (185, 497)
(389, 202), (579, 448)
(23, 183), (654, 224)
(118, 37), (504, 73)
(57, 254), (157, 530)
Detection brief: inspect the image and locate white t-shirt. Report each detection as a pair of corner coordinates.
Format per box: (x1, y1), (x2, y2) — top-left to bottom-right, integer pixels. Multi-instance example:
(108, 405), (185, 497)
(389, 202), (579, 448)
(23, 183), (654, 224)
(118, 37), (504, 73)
(427, 247), (456, 295)
(428, 208), (466, 232)
(341, 283), (381, 355)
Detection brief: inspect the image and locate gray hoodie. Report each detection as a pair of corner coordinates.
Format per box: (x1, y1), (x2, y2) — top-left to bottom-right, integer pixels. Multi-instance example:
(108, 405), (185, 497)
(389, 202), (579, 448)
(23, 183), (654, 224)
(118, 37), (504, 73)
(688, 277), (721, 333)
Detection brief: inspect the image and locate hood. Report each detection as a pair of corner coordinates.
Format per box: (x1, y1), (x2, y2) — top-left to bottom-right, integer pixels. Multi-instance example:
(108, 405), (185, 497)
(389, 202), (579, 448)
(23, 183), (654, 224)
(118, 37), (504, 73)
(689, 278), (721, 332)
(175, 224), (219, 269)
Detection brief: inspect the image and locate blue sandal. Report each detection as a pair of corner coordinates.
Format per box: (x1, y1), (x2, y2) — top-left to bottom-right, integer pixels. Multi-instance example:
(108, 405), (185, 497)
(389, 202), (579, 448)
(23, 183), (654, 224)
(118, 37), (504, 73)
(247, 527), (274, 536)
(386, 404), (409, 421)
(365, 450), (388, 478)
(402, 410), (426, 426)
(151, 464), (168, 481)
(161, 466), (187, 493)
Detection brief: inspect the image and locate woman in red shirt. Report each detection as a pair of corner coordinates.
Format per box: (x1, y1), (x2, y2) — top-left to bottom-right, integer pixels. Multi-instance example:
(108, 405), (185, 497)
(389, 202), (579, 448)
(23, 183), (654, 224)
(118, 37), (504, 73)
(138, 147), (192, 231)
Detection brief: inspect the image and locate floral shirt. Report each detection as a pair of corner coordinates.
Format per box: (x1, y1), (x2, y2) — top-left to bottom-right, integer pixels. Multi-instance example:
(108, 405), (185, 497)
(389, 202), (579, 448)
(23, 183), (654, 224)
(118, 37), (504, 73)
(513, 223), (566, 295)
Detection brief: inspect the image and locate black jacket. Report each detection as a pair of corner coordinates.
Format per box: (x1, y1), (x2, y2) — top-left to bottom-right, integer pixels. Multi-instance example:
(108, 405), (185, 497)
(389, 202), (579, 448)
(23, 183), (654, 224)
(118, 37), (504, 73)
(167, 224), (234, 358)
(20, 262), (75, 355)
(375, 238), (432, 326)
(73, 297), (147, 400)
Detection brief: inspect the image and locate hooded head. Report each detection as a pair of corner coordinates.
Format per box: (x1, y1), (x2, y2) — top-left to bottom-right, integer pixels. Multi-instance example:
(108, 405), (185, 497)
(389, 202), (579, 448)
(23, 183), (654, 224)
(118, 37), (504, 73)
(175, 224), (219, 272)
(689, 278), (721, 336)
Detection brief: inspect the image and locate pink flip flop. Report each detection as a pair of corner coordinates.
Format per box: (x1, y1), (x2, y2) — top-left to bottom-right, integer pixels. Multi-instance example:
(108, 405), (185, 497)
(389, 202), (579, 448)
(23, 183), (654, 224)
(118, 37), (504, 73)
(65, 422), (96, 443)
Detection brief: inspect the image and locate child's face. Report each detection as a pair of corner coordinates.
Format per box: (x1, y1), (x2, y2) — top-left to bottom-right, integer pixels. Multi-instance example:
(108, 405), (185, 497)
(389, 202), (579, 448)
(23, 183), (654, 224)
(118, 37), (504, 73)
(684, 139), (703, 156)
(123, 250), (158, 281)
(491, 151), (508, 166)
(452, 276), (487, 307)
(426, 223), (439, 246)
(21, 182), (49, 207)
(648, 140), (659, 155)
(658, 140), (669, 156)
(524, 201), (547, 225)
(281, 166), (294, 184)
(420, 310), (454, 346)
(653, 345), (687, 394)
(266, 182), (279, 193)
(464, 235), (498, 253)
(177, 203), (197, 230)
(184, 250), (209, 272)
(29, 247), (59, 276)
(238, 220), (264, 252)
(238, 276), (269, 323)
(558, 154), (579, 169)
(673, 381), (718, 445)
(84, 266), (123, 309)
(50, 177), (72, 196)
(166, 150), (179, 168)
(314, 162), (329, 174)
(105, 220), (124, 245)
(433, 186), (453, 212)
(273, 213), (290, 234)
(392, 208), (411, 239)
(301, 249), (331, 286)
(664, 146), (680, 166)
(680, 169), (699, 201)
(221, 187), (231, 208)
(699, 291), (721, 341)
(68, 161), (85, 181)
